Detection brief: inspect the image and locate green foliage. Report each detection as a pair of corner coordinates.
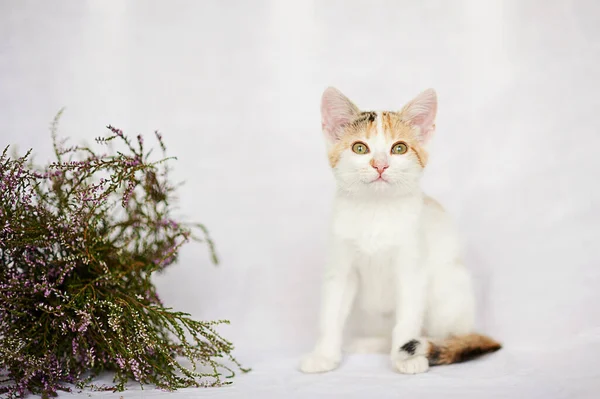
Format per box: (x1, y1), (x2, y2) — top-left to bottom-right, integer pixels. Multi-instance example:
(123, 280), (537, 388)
(0, 114), (246, 398)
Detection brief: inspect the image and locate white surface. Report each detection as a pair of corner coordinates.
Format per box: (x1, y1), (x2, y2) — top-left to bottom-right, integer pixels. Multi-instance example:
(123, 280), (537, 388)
(2, 0), (600, 397)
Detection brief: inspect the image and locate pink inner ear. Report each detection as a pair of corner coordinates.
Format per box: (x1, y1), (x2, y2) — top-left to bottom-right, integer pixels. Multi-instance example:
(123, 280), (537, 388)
(321, 87), (359, 142)
(402, 89), (438, 144)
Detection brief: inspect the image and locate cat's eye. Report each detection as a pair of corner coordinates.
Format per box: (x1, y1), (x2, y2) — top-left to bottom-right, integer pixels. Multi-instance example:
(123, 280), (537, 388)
(352, 142), (370, 154)
(391, 142), (408, 155)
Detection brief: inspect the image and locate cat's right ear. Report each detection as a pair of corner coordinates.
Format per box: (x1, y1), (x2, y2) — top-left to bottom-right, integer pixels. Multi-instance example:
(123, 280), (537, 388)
(321, 87), (360, 145)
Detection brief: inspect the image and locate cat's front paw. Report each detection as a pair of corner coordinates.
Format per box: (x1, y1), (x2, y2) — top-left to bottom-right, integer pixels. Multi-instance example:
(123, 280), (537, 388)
(393, 355), (429, 374)
(299, 352), (341, 374)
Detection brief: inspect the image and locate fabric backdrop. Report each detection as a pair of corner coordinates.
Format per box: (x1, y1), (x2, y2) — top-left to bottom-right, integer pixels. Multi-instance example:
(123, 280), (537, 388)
(1, 1), (599, 397)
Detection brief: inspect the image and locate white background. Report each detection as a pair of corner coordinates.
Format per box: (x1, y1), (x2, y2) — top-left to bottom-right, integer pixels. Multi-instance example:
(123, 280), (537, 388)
(2, 1), (600, 398)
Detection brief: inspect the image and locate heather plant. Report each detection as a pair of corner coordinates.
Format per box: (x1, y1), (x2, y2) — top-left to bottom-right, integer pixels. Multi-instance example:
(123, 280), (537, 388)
(0, 114), (245, 398)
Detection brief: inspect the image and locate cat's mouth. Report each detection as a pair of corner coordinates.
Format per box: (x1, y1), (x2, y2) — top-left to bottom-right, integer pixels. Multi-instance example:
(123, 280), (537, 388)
(371, 175), (389, 183)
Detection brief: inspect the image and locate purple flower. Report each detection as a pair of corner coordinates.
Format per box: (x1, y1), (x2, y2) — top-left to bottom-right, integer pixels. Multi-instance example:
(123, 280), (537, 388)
(0, 126), (232, 398)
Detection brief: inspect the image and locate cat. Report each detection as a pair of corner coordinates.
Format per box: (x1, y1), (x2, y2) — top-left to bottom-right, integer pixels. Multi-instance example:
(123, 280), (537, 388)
(299, 87), (501, 374)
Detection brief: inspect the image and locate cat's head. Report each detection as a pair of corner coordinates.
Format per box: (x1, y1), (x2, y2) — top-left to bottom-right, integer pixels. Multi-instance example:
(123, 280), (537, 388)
(321, 87), (437, 197)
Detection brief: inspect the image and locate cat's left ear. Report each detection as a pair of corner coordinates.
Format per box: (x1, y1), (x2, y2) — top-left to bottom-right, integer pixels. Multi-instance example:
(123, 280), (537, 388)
(400, 88), (437, 145)
(321, 87), (360, 144)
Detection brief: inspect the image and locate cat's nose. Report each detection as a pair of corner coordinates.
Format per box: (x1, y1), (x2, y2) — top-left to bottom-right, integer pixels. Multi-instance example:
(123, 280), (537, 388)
(370, 159), (389, 174)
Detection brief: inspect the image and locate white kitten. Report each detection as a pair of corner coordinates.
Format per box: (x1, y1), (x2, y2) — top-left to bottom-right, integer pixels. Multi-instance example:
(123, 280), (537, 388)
(300, 88), (500, 375)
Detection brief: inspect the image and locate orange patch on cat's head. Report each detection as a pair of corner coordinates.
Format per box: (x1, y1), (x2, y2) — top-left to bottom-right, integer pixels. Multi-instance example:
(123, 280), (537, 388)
(382, 112), (429, 168)
(328, 111), (428, 168)
(327, 111), (378, 167)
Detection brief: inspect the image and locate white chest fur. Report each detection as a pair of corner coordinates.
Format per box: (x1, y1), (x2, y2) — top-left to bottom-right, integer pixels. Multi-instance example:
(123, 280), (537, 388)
(330, 193), (424, 314)
(331, 193), (423, 255)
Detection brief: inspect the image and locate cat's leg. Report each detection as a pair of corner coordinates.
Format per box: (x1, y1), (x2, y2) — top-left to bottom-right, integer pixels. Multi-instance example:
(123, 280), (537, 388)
(389, 244), (429, 374)
(300, 242), (358, 373)
(395, 263), (475, 369)
(424, 263), (475, 338)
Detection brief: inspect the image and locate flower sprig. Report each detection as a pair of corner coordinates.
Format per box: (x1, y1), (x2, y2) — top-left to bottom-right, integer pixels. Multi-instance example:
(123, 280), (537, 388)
(0, 114), (245, 398)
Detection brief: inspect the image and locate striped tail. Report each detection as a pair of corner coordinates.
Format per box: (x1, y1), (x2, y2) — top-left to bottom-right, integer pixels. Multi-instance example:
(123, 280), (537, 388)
(399, 333), (501, 366)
